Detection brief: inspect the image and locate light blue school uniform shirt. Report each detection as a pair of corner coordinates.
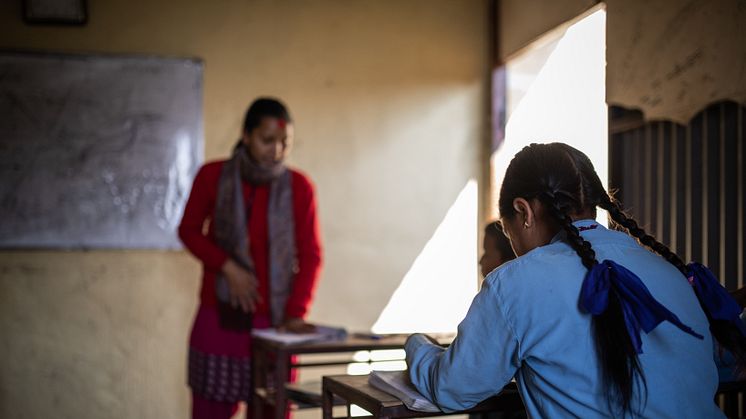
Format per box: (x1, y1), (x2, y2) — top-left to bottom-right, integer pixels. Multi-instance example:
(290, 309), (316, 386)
(406, 219), (723, 418)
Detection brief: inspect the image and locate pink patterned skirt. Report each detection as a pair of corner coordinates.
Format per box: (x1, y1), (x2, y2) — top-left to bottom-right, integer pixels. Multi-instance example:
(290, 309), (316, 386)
(188, 305), (271, 402)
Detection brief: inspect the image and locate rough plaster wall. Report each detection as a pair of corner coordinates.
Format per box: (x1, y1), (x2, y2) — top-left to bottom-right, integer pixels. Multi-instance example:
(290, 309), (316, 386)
(0, 252), (199, 418)
(606, 0), (746, 123)
(0, 0), (487, 417)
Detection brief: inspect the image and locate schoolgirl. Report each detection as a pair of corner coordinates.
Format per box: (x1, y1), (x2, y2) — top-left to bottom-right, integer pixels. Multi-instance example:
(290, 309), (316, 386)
(406, 143), (746, 418)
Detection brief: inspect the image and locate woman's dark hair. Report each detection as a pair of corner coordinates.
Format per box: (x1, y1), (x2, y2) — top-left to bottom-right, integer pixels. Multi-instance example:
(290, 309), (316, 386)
(242, 97), (292, 134)
(498, 142), (746, 415)
(485, 221), (516, 263)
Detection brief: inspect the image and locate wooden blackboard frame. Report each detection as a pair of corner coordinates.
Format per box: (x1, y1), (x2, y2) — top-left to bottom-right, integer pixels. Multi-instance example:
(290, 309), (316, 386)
(22, 0), (88, 25)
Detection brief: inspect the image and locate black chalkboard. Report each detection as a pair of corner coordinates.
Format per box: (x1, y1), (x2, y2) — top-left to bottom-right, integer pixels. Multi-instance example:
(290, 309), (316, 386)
(0, 51), (203, 249)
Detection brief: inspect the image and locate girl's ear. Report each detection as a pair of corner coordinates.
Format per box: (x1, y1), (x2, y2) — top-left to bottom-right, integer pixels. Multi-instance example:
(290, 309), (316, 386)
(512, 197), (535, 228)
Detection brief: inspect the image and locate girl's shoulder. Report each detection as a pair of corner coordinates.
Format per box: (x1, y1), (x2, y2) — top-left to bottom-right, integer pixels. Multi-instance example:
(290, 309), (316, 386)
(483, 241), (602, 326)
(288, 167), (312, 182)
(288, 167), (316, 192)
(195, 159), (227, 180)
(485, 242), (580, 289)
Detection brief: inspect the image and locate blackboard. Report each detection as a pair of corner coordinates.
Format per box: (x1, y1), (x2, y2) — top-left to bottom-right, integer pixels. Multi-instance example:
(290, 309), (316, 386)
(0, 51), (203, 249)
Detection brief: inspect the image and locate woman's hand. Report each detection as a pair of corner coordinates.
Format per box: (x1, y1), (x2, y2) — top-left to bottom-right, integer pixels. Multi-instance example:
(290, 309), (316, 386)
(221, 258), (262, 313)
(278, 317), (317, 334)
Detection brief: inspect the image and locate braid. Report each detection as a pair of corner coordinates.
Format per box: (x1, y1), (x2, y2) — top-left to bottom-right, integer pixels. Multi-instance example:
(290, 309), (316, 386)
(540, 192), (597, 270)
(598, 193), (746, 379)
(598, 195), (688, 275)
(539, 191), (644, 415)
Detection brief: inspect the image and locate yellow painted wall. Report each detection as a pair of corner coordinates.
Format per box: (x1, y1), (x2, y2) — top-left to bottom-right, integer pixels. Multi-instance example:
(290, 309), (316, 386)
(0, 0), (488, 417)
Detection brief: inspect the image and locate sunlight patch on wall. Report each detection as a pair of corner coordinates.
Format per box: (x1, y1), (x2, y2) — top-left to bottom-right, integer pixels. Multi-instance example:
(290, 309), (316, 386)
(490, 9), (608, 225)
(371, 179), (478, 334)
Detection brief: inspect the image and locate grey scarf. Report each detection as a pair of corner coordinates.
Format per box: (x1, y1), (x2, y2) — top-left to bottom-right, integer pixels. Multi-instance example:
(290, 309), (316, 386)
(213, 142), (297, 327)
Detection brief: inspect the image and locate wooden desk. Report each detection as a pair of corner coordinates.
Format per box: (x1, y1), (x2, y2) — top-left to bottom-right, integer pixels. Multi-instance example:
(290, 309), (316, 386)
(253, 334), (440, 419)
(322, 374), (524, 419)
(321, 376), (745, 419)
(716, 380), (746, 418)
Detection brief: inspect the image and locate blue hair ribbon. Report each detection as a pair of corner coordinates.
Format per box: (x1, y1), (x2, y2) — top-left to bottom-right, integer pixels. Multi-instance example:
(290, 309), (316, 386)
(581, 260), (704, 354)
(687, 262), (746, 336)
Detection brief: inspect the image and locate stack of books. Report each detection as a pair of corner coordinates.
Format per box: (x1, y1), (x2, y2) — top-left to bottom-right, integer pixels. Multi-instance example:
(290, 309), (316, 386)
(252, 325), (347, 345)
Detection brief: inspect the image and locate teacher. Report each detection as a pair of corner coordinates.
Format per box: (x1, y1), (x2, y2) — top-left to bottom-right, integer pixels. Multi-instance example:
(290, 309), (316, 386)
(178, 97), (323, 419)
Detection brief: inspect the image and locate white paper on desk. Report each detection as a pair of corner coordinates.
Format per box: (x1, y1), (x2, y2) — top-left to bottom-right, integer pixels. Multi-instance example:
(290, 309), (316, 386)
(252, 325), (346, 345)
(368, 370), (441, 412)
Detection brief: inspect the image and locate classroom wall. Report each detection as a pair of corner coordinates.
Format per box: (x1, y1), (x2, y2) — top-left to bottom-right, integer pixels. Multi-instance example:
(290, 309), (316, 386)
(0, 1), (488, 418)
(499, 0), (745, 124)
(605, 0), (746, 123)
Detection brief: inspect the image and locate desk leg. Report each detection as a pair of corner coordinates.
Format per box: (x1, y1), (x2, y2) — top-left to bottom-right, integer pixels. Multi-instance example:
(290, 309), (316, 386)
(252, 345), (265, 419)
(273, 352), (290, 419)
(322, 378), (334, 419)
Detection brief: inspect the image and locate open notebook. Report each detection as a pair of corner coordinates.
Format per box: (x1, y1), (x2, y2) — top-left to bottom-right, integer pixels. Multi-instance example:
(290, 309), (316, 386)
(368, 370), (440, 412)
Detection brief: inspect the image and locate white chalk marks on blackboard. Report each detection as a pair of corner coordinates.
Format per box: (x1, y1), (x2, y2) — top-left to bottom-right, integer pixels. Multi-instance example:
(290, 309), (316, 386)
(0, 51), (203, 249)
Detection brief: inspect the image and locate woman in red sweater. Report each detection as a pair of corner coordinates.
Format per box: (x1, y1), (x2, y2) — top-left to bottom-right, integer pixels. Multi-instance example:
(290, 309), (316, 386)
(178, 97), (322, 419)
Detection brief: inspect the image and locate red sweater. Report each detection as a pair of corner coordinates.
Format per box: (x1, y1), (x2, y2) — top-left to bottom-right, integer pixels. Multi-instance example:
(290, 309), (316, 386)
(178, 160), (322, 319)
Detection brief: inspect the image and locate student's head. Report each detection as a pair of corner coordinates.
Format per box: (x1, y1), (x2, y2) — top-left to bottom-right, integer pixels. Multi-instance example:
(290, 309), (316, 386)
(479, 221), (516, 277)
(240, 97), (294, 168)
(498, 143), (600, 257)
